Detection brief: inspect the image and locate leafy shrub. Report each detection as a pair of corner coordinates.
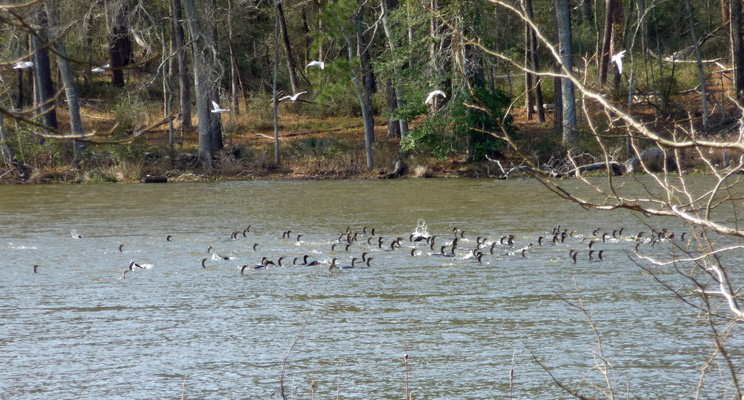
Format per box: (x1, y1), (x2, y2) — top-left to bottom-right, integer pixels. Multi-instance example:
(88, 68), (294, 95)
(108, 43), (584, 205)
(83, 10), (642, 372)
(112, 94), (147, 131)
(402, 83), (514, 161)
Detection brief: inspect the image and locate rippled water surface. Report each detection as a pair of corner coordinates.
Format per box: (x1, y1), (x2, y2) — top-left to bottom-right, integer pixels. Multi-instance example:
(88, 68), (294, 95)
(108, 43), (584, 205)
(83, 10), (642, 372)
(0, 177), (740, 399)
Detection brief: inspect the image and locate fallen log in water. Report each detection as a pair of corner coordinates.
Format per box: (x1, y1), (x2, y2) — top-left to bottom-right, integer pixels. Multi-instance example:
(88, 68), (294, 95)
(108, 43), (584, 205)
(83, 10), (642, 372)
(499, 161), (623, 179)
(141, 175), (168, 183)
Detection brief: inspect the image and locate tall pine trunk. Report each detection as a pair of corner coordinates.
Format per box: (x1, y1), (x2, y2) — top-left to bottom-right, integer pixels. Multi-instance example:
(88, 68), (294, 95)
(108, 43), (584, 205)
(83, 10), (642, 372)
(228, 0), (240, 115)
(599, 0), (616, 86)
(31, 8), (58, 132)
(277, 2), (300, 94)
(381, 0), (409, 139)
(182, 0), (215, 163)
(171, 0), (192, 128)
(524, 0), (545, 122)
(46, 1), (85, 156)
(557, 0), (578, 148)
(349, 12), (374, 169)
(205, 0), (223, 152)
(104, 0), (134, 87)
(731, 0), (744, 100)
(525, 20), (534, 120)
(553, 0), (563, 137)
(685, 0), (709, 130)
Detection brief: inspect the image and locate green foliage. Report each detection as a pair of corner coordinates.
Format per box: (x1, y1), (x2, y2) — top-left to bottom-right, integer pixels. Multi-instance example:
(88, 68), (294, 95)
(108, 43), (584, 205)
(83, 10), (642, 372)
(312, 58), (363, 117)
(402, 85), (514, 161)
(112, 94), (147, 131)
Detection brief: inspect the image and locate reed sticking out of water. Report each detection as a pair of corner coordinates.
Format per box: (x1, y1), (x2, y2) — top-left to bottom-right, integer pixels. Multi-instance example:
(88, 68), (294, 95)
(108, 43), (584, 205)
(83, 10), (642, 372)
(180, 371), (188, 400)
(509, 350), (515, 400)
(404, 347), (411, 400)
(336, 361), (342, 400)
(279, 306), (312, 400)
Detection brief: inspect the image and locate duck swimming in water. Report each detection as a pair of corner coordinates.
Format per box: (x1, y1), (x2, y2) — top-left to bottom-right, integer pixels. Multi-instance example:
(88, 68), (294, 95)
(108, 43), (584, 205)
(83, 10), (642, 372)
(341, 258), (360, 269)
(328, 258), (339, 275)
(128, 260), (142, 271)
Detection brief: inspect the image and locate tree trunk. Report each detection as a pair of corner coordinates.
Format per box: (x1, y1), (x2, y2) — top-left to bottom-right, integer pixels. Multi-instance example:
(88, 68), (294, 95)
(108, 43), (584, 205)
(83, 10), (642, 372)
(611, 0), (625, 87)
(622, 0), (635, 51)
(357, 11), (376, 147)
(582, 0), (593, 25)
(171, 0), (192, 128)
(46, 1), (85, 156)
(722, 0), (730, 25)
(731, 0), (744, 100)
(273, 0), (281, 164)
(558, 0), (578, 148)
(685, 0), (709, 130)
(83, 11), (94, 85)
(525, 20), (534, 120)
(381, 0), (408, 139)
(162, 28), (175, 156)
(429, 0), (450, 110)
(205, 0), (223, 152)
(385, 77), (401, 138)
(598, 0), (615, 86)
(104, 0), (134, 87)
(301, 5), (311, 71)
(277, 2), (300, 94)
(553, 0), (563, 136)
(182, 0), (214, 163)
(228, 0), (240, 115)
(0, 113), (16, 168)
(16, 68), (23, 111)
(31, 8), (58, 131)
(524, 0), (545, 122)
(349, 13), (374, 170)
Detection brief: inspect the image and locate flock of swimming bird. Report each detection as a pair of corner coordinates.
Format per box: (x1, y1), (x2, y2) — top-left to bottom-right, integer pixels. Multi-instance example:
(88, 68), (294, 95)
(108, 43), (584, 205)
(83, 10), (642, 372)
(26, 221), (686, 279)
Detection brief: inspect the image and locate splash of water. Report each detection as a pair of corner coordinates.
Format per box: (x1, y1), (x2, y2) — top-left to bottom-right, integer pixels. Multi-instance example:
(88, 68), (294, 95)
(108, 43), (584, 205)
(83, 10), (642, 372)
(411, 219), (430, 238)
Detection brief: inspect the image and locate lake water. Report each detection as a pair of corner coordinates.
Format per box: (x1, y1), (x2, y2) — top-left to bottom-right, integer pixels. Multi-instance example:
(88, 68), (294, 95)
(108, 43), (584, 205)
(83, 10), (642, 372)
(0, 177), (740, 399)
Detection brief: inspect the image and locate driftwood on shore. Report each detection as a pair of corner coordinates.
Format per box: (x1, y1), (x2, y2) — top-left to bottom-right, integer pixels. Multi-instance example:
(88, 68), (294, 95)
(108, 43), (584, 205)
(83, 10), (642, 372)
(381, 159), (408, 179)
(568, 162), (623, 177)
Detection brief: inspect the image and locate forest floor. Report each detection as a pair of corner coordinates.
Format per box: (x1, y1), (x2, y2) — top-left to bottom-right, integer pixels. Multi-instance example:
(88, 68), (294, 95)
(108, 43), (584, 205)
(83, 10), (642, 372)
(0, 102), (551, 184)
(0, 69), (738, 184)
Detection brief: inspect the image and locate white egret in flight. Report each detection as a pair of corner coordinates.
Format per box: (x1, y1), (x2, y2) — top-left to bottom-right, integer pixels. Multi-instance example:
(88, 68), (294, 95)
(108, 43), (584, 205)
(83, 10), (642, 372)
(278, 91), (307, 102)
(611, 50), (626, 75)
(307, 60), (325, 70)
(211, 101), (231, 113)
(13, 61), (33, 69)
(425, 89), (446, 105)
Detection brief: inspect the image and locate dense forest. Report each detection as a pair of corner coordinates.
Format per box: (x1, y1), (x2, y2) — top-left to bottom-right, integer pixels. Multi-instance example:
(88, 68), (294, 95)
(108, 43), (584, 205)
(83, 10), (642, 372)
(0, 0), (740, 182)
